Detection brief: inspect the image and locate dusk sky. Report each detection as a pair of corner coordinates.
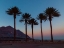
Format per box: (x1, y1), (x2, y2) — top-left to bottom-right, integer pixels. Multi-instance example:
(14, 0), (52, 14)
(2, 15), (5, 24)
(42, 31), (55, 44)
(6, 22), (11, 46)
(0, 0), (64, 40)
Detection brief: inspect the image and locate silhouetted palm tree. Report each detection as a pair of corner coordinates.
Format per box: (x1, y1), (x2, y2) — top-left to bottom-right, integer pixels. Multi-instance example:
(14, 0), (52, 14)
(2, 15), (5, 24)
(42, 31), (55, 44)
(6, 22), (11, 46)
(45, 7), (60, 42)
(6, 6), (21, 41)
(28, 18), (38, 41)
(37, 13), (47, 42)
(19, 13), (31, 42)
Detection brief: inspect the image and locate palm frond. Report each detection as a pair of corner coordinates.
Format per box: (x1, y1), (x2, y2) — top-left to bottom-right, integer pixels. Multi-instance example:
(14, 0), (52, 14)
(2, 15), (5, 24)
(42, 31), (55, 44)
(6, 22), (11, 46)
(52, 10), (60, 17)
(28, 18), (38, 25)
(19, 19), (24, 22)
(22, 13), (31, 20)
(37, 13), (47, 21)
(45, 7), (60, 17)
(6, 6), (21, 15)
(6, 8), (13, 15)
(19, 13), (31, 24)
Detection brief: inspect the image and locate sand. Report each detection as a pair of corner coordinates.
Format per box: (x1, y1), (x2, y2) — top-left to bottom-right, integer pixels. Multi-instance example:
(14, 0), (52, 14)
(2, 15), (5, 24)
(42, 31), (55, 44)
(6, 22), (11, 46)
(0, 41), (64, 48)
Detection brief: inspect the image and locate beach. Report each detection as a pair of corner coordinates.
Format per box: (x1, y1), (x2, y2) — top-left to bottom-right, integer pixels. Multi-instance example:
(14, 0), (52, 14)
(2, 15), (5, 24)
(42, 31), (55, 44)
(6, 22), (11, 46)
(0, 41), (64, 48)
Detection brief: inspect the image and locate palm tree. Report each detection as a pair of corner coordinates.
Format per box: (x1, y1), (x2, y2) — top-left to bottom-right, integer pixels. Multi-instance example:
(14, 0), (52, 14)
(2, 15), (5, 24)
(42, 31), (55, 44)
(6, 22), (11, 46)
(28, 18), (38, 41)
(6, 6), (21, 41)
(19, 13), (31, 42)
(37, 13), (47, 42)
(45, 7), (60, 42)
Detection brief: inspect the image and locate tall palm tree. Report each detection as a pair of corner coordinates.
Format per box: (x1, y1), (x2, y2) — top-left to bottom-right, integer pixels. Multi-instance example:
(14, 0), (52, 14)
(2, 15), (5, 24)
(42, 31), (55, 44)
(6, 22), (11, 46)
(6, 6), (21, 41)
(45, 7), (60, 42)
(37, 13), (47, 42)
(28, 18), (38, 41)
(19, 13), (31, 42)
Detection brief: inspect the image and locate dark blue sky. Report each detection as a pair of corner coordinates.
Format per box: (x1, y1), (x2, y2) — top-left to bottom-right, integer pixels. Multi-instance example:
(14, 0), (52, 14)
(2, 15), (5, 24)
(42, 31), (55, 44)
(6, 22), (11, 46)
(0, 0), (64, 40)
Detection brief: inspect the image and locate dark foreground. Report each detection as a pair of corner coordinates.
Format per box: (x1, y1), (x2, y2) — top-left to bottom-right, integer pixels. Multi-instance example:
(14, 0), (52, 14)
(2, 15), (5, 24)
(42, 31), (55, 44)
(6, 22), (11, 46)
(0, 41), (64, 48)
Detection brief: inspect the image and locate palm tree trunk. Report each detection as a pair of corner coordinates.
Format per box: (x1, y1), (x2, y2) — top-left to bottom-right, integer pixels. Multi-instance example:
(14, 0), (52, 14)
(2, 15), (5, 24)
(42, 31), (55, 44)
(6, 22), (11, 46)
(40, 20), (43, 42)
(50, 20), (53, 42)
(14, 14), (16, 41)
(25, 20), (27, 42)
(32, 24), (34, 41)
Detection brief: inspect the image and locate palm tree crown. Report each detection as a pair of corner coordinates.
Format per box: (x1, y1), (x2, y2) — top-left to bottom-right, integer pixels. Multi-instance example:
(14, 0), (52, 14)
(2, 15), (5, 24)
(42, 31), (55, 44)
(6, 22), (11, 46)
(20, 13), (31, 22)
(28, 18), (38, 25)
(6, 6), (21, 18)
(22, 13), (31, 20)
(37, 13), (47, 23)
(45, 7), (60, 20)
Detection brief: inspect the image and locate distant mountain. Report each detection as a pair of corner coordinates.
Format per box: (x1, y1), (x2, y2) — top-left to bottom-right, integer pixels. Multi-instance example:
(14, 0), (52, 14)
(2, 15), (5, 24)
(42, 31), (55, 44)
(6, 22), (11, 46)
(0, 26), (30, 40)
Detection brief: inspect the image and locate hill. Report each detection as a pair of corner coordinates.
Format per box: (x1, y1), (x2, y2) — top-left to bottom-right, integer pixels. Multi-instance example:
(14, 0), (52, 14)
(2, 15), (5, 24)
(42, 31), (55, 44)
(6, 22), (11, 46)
(0, 26), (30, 40)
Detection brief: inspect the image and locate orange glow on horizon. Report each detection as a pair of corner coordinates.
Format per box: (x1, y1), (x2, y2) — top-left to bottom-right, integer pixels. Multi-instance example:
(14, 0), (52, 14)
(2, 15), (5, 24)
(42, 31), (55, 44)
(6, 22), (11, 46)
(28, 28), (64, 37)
